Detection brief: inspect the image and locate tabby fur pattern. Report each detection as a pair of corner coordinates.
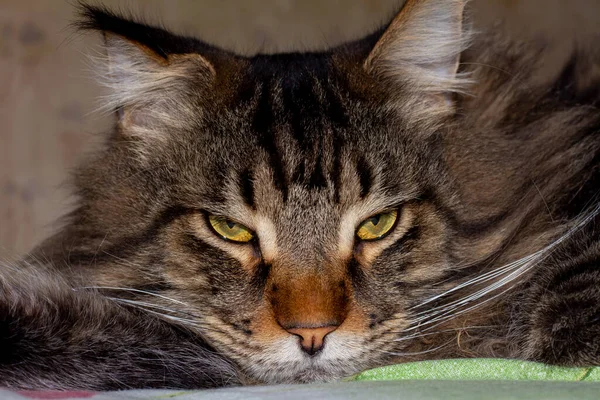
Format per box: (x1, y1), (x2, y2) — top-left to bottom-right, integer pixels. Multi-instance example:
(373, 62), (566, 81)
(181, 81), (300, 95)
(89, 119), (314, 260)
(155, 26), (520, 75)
(1, 0), (599, 389)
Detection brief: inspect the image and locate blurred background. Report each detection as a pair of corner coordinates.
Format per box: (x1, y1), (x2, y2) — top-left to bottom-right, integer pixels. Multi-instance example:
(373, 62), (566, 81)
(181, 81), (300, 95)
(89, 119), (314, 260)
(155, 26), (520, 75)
(1, 0), (599, 256)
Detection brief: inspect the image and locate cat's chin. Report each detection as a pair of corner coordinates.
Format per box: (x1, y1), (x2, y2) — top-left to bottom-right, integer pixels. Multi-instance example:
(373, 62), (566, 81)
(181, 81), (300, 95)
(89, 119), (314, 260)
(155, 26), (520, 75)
(250, 359), (363, 385)
(239, 334), (371, 384)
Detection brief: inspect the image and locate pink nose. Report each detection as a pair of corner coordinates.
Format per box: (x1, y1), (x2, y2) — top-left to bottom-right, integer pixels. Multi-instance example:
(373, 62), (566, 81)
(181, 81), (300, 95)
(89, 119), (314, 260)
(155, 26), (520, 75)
(286, 325), (339, 356)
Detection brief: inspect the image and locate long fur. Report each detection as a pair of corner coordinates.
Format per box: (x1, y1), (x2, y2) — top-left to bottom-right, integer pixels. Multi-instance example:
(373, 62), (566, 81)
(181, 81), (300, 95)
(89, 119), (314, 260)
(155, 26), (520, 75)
(1, 0), (600, 389)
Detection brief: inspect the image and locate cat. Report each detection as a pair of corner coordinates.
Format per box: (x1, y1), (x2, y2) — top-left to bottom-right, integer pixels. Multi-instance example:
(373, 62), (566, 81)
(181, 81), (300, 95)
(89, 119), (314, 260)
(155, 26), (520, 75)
(1, 0), (600, 390)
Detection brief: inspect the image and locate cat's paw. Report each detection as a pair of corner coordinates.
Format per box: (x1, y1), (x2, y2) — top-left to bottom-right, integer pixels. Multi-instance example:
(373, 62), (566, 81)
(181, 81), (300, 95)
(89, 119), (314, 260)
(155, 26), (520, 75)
(524, 284), (600, 366)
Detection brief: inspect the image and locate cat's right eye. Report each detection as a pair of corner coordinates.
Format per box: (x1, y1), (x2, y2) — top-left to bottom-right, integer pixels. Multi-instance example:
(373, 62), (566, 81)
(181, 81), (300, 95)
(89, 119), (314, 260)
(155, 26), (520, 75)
(208, 215), (254, 243)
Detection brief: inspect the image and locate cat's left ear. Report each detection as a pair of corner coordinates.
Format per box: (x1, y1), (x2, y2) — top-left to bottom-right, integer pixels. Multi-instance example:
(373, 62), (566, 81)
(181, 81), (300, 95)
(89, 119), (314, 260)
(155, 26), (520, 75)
(364, 0), (469, 116)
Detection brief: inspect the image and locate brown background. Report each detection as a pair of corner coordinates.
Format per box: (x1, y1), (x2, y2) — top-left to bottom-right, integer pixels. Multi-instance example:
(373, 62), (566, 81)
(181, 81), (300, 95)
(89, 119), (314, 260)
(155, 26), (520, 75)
(1, 0), (598, 257)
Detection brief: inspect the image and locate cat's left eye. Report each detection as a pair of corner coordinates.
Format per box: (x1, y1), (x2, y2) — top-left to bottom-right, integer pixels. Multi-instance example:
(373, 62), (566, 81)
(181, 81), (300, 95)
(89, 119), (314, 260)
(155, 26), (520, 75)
(356, 210), (398, 241)
(208, 215), (254, 243)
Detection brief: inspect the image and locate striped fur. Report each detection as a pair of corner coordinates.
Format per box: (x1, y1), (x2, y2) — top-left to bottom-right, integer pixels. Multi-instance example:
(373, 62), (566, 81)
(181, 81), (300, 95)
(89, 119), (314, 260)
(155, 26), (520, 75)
(1, 0), (600, 389)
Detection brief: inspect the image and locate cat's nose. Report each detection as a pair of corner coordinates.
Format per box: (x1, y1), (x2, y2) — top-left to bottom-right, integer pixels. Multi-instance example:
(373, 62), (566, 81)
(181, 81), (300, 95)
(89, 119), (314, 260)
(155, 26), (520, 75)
(285, 325), (339, 356)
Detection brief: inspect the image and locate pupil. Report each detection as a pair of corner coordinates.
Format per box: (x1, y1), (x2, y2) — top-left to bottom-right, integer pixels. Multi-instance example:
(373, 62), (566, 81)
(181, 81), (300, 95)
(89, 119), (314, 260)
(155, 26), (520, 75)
(226, 220), (236, 229)
(369, 215), (381, 226)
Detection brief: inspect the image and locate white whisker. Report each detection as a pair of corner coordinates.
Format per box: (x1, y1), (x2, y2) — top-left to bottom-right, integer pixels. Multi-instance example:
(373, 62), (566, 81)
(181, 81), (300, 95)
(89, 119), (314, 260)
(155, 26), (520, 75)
(407, 284), (518, 334)
(122, 304), (202, 327)
(106, 297), (201, 319)
(106, 297), (224, 334)
(75, 286), (188, 306)
(410, 255), (535, 322)
(408, 202), (600, 331)
(411, 252), (538, 311)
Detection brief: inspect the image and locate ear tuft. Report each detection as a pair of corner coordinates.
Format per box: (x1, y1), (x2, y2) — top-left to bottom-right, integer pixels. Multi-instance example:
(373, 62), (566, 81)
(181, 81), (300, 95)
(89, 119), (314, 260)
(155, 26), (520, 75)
(76, 3), (217, 135)
(76, 3), (202, 57)
(95, 33), (214, 116)
(365, 0), (471, 96)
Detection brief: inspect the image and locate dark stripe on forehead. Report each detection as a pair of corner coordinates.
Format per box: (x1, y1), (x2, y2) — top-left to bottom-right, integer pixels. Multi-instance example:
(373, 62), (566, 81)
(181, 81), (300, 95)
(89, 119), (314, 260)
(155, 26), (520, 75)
(281, 73), (324, 153)
(356, 155), (373, 199)
(291, 160), (306, 184)
(332, 141), (342, 203)
(323, 83), (350, 128)
(279, 70), (334, 191)
(239, 168), (255, 209)
(253, 81), (289, 200)
(308, 151), (327, 190)
(247, 52), (353, 196)
(326, 84), (348, 203)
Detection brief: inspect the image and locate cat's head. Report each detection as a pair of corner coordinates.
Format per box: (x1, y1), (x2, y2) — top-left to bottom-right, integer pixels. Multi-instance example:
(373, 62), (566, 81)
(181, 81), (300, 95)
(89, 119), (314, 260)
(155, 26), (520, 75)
(71, 0), (470, 383)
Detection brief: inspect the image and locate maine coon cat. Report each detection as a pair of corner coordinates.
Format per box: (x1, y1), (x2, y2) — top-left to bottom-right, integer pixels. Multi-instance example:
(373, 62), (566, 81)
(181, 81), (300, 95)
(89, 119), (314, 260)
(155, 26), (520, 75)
(1, 0), (599, 389)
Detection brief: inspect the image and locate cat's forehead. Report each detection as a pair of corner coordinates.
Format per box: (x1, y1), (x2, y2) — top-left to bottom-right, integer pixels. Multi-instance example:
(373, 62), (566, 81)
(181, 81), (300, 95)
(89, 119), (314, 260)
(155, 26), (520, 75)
(166, 51), (428, 217)
(234, 50), (373, 126)
(188, 57), (405, 206)
(208, 52), (394, 159)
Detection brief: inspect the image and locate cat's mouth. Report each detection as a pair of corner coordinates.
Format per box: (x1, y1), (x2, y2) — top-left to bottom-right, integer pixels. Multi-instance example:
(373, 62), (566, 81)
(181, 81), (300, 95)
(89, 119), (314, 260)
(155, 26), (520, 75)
(200, 302), (404, 384)
(236, 333), (375, 384)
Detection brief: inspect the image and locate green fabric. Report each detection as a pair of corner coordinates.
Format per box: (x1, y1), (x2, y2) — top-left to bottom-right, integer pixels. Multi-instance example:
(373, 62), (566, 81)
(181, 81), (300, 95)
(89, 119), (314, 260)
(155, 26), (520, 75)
(72, 381), (600, 400)
(350, 359), (600, 382)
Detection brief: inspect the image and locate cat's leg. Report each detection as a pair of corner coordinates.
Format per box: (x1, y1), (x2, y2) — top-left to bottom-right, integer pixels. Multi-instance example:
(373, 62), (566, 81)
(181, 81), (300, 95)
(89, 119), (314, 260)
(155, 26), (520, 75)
(519, 247), (600, 366)
(0, 263), (240, 390)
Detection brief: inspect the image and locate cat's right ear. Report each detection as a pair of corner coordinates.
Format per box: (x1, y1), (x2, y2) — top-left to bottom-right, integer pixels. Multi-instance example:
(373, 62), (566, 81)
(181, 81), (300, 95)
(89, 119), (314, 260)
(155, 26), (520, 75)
(78, 5), (218, 138)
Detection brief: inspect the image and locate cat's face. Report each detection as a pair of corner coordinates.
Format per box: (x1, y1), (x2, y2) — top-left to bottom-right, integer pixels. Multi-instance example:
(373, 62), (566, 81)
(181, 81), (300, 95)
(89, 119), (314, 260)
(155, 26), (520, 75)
(131, 58), (453, 384)
(72, 0), (468, 383)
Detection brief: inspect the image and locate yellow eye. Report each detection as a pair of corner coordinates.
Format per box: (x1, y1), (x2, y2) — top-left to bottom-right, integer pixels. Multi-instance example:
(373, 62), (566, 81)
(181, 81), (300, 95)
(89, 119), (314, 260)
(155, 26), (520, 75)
(356, 210), (398, 241)
(208, 215), (254, 243)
